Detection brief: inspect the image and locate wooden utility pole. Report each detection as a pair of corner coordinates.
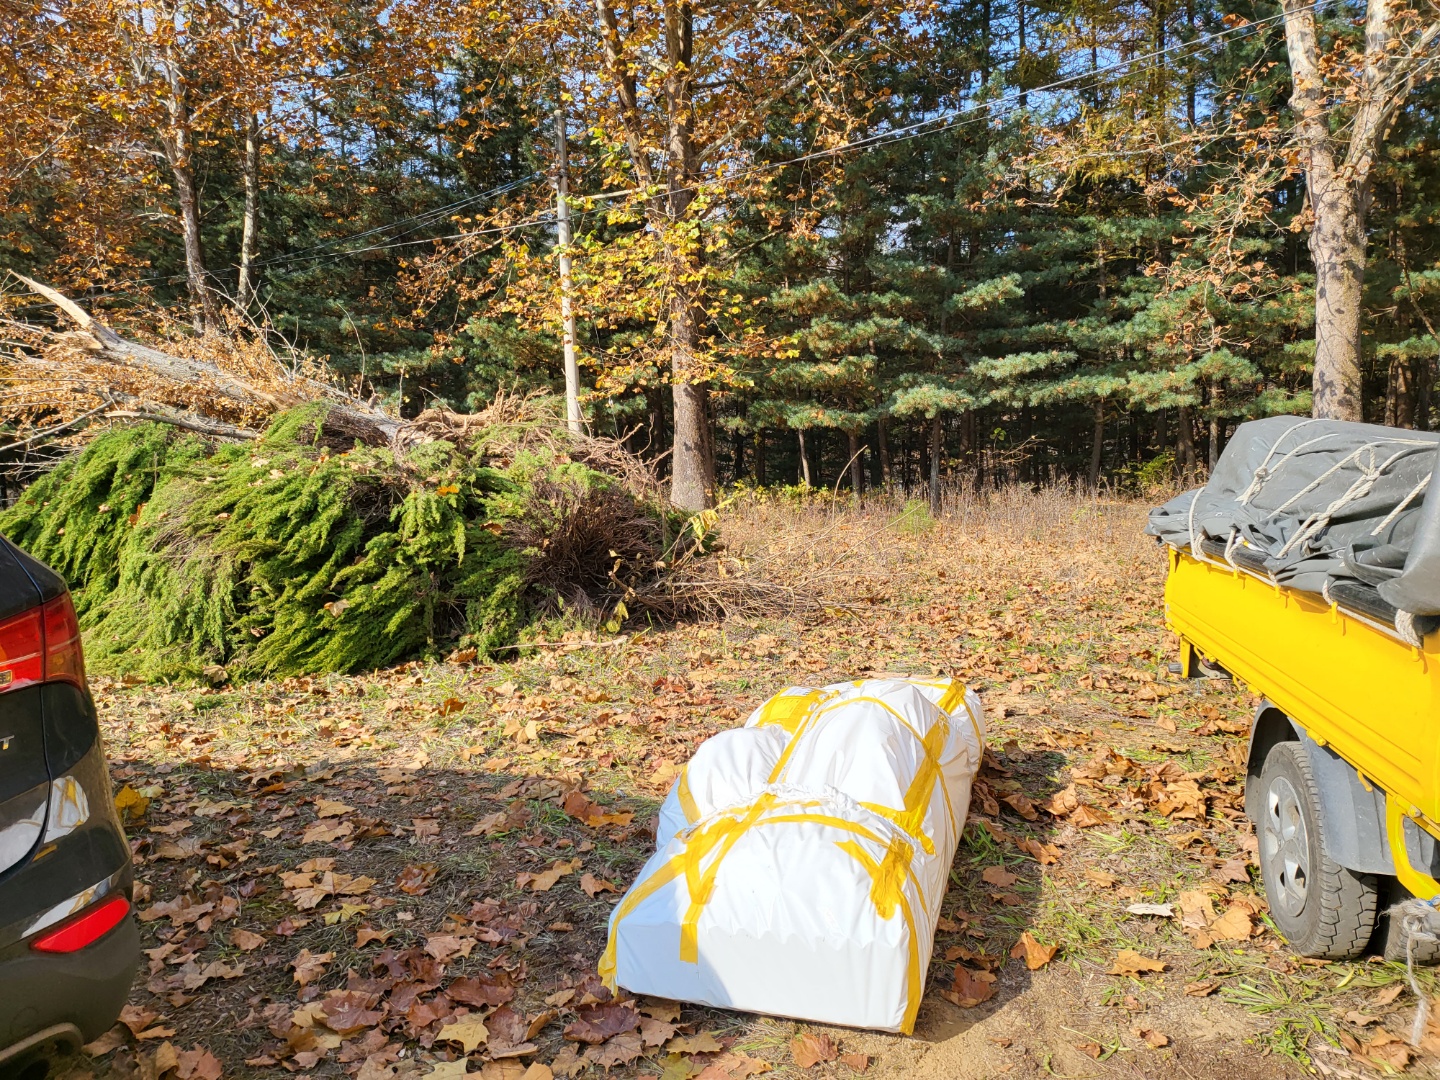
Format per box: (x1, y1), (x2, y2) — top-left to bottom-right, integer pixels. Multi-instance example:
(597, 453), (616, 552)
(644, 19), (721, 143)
(554, 106), (582, 433)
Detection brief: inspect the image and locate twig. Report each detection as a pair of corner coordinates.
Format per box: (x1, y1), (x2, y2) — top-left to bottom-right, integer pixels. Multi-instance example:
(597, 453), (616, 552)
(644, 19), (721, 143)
(489, 634), (633, 651)
(0, 400), (113, 453)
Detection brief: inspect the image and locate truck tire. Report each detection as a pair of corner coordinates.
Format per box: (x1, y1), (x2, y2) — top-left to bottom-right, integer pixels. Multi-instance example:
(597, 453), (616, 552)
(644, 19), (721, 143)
(1258, 741), (1378, 959)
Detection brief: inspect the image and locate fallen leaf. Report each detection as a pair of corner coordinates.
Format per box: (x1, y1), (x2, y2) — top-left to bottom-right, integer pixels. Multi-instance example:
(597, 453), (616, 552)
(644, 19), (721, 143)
(396, 864), (439, 895)
(115, 784), (150, 822)
(584, 1032), (643, 1068)
(1210, 903), (1256, 941)
(1108, 950), (1165, 977)
(1069, 804), (1115, 828)
(175, 1045), (223, 1080)
(290, 948), (333, 987)
(1138, 1028), (1170, 1048)
(314, 798), (354, 818)
(1125, 903), (1175, 918)
(516, 858), (582, 893)
(438, 1016), (491, 1054)
(790, 1033), (837, 1069)
(637, 999), (679, 1021)
(942, 966), (997, 1007)
(1041, 785), (1079, 816)
(449, 973), (516, 1008)
(424, 934), (475, 961)
(840, 1053), (868, 1073)
(1344, 1010), (1380, 1027)
(301, 819), (353, 844)
(580, 873), (620, 898)
(1083, 868), (1118, 888)
(637, 1015), (676, 1049)
(1184, 980), (1220, 997)
(355, 926), (393, 947)
(229, 928), (266, 951)
(1371, 984), (1404, 1008)
(1009, 931), (1057, 971)
(981, 866), (1018, 888)
(563, 1003), (641, 1044)
(666, 1032), (724, 1055)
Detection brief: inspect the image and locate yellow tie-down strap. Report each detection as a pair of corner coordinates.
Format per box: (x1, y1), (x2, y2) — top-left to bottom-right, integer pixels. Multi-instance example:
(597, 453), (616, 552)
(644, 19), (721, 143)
(769, 680), (979, 856)
(599, 794), (930, 1033)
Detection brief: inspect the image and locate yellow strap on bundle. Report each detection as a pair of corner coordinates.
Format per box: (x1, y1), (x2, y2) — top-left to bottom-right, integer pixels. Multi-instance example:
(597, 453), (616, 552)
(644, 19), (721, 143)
(600, 798), (928, 1031)
(837, 835), (923, 1032)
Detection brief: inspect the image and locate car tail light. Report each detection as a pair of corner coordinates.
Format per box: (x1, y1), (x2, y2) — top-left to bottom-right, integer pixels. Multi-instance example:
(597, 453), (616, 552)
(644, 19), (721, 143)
(0, 592), (85, 694)
(30, 894), (129, 953)
(41, 592), (86, 688)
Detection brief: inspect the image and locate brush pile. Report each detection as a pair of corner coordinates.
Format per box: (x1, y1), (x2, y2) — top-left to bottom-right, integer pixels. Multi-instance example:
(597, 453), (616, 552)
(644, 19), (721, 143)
(0, 277), (699, 680)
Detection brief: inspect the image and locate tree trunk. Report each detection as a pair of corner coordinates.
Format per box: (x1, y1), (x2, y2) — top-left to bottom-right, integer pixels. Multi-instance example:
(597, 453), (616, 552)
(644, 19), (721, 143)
(171, 154), (215, 334)
(1088, 400), (1104, 489)
(236, 112), (261, 312)
(1389, 358), (1416, 428)
(1308, 181), (1368, 421)
(797, 429), (811, 486)
(156, 49), (216, 335)
(1176, 404), (1197, 476)
(754, 430), (766, 485)
(670, 365), (711, 510)
(876, 416), (891, 488)
(847, 430), (863, 494)
(1280, 0), (1425, 422)
(1418, 358), (1435, 432)
(928, 414), (943, 514)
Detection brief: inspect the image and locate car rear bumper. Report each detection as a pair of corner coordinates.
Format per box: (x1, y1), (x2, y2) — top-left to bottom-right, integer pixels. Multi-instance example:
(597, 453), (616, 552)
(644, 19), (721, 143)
(0, 911), (139, 1054)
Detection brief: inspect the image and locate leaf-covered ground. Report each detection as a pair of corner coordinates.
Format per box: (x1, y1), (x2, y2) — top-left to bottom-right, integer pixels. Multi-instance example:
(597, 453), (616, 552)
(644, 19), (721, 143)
(66, 491), (1439, 1080)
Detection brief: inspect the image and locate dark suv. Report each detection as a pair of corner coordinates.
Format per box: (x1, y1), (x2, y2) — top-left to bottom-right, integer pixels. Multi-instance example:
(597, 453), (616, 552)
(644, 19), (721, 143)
(0, 537), (138, 1078)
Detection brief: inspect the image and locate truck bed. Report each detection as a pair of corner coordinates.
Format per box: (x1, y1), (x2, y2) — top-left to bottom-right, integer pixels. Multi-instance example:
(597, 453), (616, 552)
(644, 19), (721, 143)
(1164, 546), (1440, 899)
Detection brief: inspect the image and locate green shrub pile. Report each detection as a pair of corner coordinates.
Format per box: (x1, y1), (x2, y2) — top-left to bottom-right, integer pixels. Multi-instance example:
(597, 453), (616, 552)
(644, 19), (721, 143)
(0, 405), (662, 681)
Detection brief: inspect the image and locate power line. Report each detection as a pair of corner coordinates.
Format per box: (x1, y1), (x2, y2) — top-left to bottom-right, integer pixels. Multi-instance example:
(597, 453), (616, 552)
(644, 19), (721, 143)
(131, 4), (1316, 286)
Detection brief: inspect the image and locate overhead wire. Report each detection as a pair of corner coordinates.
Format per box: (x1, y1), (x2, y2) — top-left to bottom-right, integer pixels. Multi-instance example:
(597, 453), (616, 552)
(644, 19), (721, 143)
(139, 3), (1320, 288)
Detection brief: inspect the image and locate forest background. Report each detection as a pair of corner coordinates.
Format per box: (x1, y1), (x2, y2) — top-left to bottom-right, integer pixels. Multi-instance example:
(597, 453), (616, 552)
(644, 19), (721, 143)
(3, 0), (1440, 511)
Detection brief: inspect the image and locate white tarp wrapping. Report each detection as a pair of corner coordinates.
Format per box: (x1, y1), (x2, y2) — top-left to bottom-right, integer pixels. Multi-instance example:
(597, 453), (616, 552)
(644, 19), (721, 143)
(599, 677), (985, 1033)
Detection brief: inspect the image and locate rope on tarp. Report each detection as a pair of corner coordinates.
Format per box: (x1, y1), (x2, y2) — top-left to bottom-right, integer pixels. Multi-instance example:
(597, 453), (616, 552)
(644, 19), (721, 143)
(1392, 895), (1440, 1047)
(1372, 473), (1432, 537)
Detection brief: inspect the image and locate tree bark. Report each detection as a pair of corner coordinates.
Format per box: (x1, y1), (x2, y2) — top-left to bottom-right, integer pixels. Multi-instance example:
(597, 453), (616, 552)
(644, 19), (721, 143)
(754, 430), (766, 485)
(236, 112), (261, 312)
(928, 414), (943, 514)
(847, 430), (863, 494)
(797, 428), (811, 486)
(876, 415), (891, 488)
(1176, 404), (1197, 476)
(1088, 400), (1104, 489)
(1281, 0), (1437, 421)
(157, 44), (217, 335)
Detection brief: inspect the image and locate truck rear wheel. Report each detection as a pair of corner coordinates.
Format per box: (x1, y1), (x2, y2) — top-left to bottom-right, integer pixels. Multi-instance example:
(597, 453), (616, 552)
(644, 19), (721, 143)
(1258, 742), (1378, 959)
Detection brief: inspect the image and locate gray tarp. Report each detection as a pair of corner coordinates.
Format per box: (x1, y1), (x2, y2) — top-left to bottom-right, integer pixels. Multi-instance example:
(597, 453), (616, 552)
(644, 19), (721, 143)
(1148, 417), (1440, 634)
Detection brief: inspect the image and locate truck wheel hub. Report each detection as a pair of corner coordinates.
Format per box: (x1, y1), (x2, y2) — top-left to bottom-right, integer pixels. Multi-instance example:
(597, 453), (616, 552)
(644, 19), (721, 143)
(1262, 776), (1310, 918)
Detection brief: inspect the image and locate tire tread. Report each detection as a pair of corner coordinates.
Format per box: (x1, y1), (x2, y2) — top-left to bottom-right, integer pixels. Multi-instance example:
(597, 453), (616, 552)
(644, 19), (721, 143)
(1260, 742), (1377, 960)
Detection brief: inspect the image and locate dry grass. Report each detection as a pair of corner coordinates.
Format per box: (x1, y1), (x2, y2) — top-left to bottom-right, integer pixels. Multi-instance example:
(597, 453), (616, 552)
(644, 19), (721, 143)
(64, 487), (1440, 1080)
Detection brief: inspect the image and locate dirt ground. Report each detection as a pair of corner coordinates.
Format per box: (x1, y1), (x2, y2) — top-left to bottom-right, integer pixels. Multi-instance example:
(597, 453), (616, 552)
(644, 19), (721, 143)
(63, 490), (1439, 1080)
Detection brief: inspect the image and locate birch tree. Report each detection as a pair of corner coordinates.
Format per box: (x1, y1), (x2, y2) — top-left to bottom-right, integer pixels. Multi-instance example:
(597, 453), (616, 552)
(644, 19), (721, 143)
(1281, 0), (1440, 420)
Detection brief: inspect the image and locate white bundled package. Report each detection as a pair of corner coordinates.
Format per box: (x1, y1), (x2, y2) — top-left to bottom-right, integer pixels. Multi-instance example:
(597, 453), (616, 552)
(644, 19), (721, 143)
(600, 677), (985, 1033)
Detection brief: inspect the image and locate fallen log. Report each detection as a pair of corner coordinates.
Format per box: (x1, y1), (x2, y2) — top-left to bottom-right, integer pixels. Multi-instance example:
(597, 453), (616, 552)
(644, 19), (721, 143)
(3, 272), (405, 448)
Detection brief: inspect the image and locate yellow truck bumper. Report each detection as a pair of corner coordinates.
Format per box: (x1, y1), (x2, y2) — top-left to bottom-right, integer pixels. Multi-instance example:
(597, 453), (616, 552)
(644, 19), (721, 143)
(1164, 547), (1440, 899)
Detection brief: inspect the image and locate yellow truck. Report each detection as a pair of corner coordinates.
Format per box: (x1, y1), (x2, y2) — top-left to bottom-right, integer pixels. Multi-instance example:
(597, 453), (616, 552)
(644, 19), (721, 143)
(1164, 543), (1439, 958)
(1151, 415), (1440, 960)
